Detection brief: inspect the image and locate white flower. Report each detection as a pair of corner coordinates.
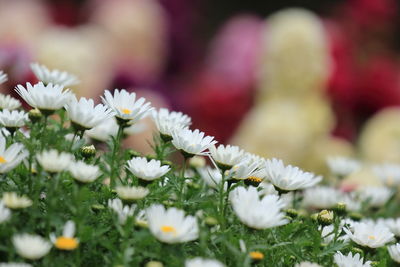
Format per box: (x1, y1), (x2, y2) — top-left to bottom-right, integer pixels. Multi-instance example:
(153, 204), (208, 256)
(357, 186), (393, 207)
(209, 144), (245, 170)
(388, 243), (400, 263)
(171, 128), (217, 157)
(50, 220), (79, 251)
(0, 71), (7, 84)
(85, 118), (118, 142)
(0, 201), (11, 223)
(115, 186), (149, 201)
(197, 166), (223, 189)
(341, 193), (362, 212)
(152, 108), (191, 139)
(185, 257), (225, 267)
(30, 63), (79, 87)
(102, 89), (153, 125)
(69, 161), (101, 183)
(264, 158), (321, 192)
(0, 136), (28, 173)
(326, 156), (361, 177)
(146, 204), (199, 244)
(333, 251), (371, 267)
(378, 218), (400, 236)
(126, 157), (170, 181)
(343, 222), (394, 248)
(320, 223), (349, 244)
(123, 122), (147, 136)
(65, 97), (114, 130)
(295, 262), (322, 267)
(0, 94), (21, 110)
(12, 234), (52, 260)
(373, 163), (400, 186)
(229, 186), (288, 229)
(2, 192), (32, 209)
(0, 110), (28, 128)
(302, 186), (342, 209)
(0, 263), (32, 267)
(226, 160), (259, 180)
(108, 198), (136, 224)
(15, 82), (71, 112)
(36, 149), (74, 173)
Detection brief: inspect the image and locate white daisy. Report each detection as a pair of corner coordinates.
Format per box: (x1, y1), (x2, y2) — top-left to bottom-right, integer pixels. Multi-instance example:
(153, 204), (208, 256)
(209, 144), (245, 170)
(333, 251), (371, 267)
(326, 156), (361, 177)
(229, 186), (288, 229)
(0, 109), (28, 129)
(85, 118), (118, 142)
(264, 158), (321, 192)
(0, 201), (11, 223)
(373, 163), (400, 186)
(185, 257), (225, 267)
(2, 192), (32, 209)
(171, 128), (217, 158)
(126, 157), (170, 181)
(101, 89), (153, 126)
(50, 220), (79, 251)
(65, 97), (114, 130)
(146, 204), (199, 244)
(15, 82), (71, 113)
(12, 234), (52, 260)
(357, 186), (393, 208)
(152, 108), (192, 141)
(115, 186), (149, 201)
(343, 221), (394, 248)
(108, 198), (136, 224)
(30, 63), (79, 87)
(302, 186), (342, 210)
(295, 262), (322, 267)
(0, 71), (7, 84)
(378, 218), (400, 236)
(0, 263), (32, 267)
(388, 243), (400, 263)
(36, 149), (74, 173)
(197, 166), (223, 189)
(69, 161), (101, 183)
(320, 223), (349, 244)
(0, 94), (21, 110)
(226, 160), (260, 181)
(0, 136), (28, 173)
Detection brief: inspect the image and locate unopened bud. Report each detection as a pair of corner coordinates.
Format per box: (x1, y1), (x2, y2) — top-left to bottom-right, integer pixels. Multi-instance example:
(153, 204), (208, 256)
(28, 108), (42, 123)
(145, 261), (164, 267)
(318, 210), (334, 226)
(80, 145), (96, 158)
(189, 156), (206, 168)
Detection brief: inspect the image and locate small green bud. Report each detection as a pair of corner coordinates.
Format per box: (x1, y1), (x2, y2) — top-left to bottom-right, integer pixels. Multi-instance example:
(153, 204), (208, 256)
(317, 210), (334, 225)
(349, 212), (363, 221)
(91, 204), (105, 211)
(350, 247), (364, 257)
(28, 108), (42, 123)
(204, 216), (219, 226)
(187, 181), (200, 189)
(189, 156), (206, 168)
(370, 261), (379, 267)
(127, 149), (141, 159)
(310, 213), (319, 221)
(146, 154), (158, 161)
(334, 202), (347, 216)
(145, 261), (163, 267)
(80, 145), (96, 158)
(285, 209), (299, 219)
(161, 160), (173, 167)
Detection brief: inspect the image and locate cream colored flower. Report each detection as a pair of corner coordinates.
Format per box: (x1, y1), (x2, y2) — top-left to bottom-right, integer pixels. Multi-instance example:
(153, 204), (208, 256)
(2, 192), (32, 209)
(12, 234), (52, 260)
(116, 186), (149, 201)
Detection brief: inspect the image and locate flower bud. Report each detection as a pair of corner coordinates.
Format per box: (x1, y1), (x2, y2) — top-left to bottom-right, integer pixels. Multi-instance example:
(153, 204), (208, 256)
(80, 145), (96, 158)
(28, 108), (42, 123)
(317, 210), (334, 225)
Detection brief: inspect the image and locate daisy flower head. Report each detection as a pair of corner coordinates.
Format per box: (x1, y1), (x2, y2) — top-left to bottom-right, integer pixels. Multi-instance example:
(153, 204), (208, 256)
(326, 156), (361, 177)
(0, 93), (21, 110)
(0, 136), (28, 173)
(356, 186), (393, 208)
(65, 96), (114, 131)
(36, 149), (74, 173)
(226, 159), (260, 183)
(152, 108), (192, 141)
(0, 201), (11, 223)
(12, 234), (52, 260)
(85, 117), (118, 142)
(388, 243), (400, 263)
(0, 109), (28, 130)
(101, 89), (153, 126)
(372, 163), (400, 187)
(343, 221), (394, 248)
(69, 161), (101, 183)
(333, 251), (371, 267)
(185, 257), (225, 267)
(146, 204), (199, 244)
(264, 158), (321, 193)
(2, 192), (32, 209)
(0, 71), (7, 84)
(15, 82), (71, 114)
(126, 157), (170, 181)
(209, 144), (245, 171)
(230, 186), (288, 229)
(50, 220), (79, 251)
(197, 166), (223, 189)
(171, 128), (217, 158)
(295, 262), (322, 267)
(0, 263), (32, 267)
(302, 186), (342, 210)
(380, 218), (400, 237)
(115, 186), (149, 201)
(30, 63), (79, 87)
(108, 198), (136, 224)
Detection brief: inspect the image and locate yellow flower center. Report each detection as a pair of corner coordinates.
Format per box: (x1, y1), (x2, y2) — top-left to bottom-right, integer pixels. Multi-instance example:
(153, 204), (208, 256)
(249, 251), (264, 260)
(0, 156), (7, 163)
(120, 108), (132, 115)
(161, 225), (177, 235)
(55, 237), (79, 250)
(246, 176), (263, 183)
(368, 235), (376, 240)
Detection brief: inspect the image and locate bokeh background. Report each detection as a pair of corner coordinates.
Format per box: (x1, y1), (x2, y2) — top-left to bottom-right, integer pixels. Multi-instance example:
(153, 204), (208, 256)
(1, 0), (400, 175)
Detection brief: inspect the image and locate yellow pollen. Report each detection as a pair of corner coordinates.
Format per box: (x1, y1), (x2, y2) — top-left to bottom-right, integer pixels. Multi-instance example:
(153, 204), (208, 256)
(120, 108), (131, 115)
(55, 237), (79, 250)
(368, 235), (376, 240)
(246, 176), (263, 183)
(249, 251), (264, 260)
(0, 156), (6, 164)
(161, 225), (177, 234)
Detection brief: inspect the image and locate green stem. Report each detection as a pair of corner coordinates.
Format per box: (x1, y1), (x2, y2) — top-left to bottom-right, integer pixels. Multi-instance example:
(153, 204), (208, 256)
(179, 158), (187, 207)
(110, 125), (124, 188)
(218, 171), (227, 230)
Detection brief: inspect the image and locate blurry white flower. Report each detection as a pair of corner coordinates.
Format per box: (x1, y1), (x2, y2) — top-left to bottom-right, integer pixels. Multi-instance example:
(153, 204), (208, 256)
(226, 159), (259, 180)
(185, 257), (224, 267)
(0, 263), (32, 267)
(264, 158), (321, 192)
(69, 161), (101, 183)
(2, 192), (32, 209)
(0, 71), (7, 84)
(373, 163), (400, 186)
(0, 93), (21, 110)
(15, 82), (71, 113)
(123, 122), (147, 136)
(50, 220), (79, 250)
(115, 186), (149, 201)
(388, 243), (400, 263)
(378, 218), (400, 237)
(65, 97), (114, 130)
(341, 193), (362, 212)
(171, 128), (217, 157)
(36, 149), (74, 173)
(0, 136), (28, 173)
(230, 186), (288, 229)
(126, 157), (170, 181)
(0, 110), (28, 128)
(197, 166), (223, 189)
(146, 204), (199, 244)
(0, 201), (11, 223)
(102, 89), (153, 125)
(357, 186), (393, 208)
(320, 223), (349, 244)
(85, 118), (118, 142)
(295, 262), (322, 267)
(326, 156), (361, 177)
(302, 186), (341, 210)
(333, 251), (371, 267)
(343, 222), (394, 248)
(209, 144), (245, 170)
(152, 108), (192, 140)
(30, 63), (79, 87)
(12, 234), (52, 260)
(108, 198), (136, 224)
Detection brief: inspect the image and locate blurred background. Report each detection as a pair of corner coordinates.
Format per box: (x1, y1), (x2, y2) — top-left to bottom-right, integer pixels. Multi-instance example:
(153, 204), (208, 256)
(0, 0), (400, 174)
